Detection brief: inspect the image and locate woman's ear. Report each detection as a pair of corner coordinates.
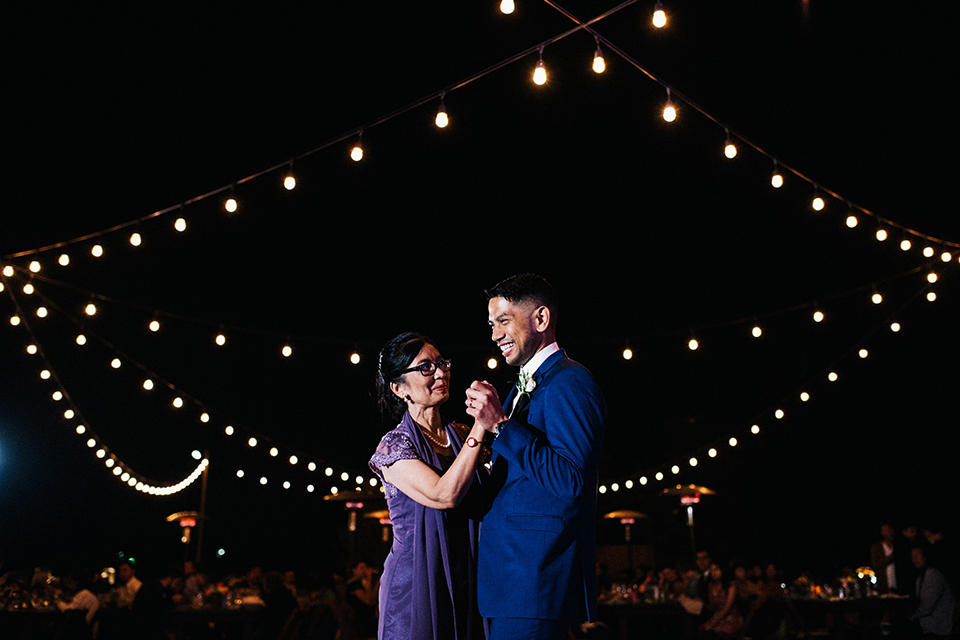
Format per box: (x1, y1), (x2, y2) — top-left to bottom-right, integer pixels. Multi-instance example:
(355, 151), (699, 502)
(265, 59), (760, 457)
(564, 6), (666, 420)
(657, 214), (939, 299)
(390, 381), (405, 400)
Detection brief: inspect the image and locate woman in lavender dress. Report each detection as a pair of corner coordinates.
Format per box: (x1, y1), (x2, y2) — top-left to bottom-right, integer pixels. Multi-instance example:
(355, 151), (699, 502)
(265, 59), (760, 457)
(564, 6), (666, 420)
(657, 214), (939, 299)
(369, 332), (489, 640)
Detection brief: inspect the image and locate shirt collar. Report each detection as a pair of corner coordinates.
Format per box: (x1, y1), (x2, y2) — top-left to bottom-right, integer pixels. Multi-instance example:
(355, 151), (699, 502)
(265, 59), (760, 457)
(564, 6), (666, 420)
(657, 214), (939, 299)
(521, 342), (560, 379)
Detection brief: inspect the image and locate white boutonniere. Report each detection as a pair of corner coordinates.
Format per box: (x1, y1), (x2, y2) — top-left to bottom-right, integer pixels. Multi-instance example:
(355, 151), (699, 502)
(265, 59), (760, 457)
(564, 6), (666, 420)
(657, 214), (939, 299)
(516, 370), (536, 395)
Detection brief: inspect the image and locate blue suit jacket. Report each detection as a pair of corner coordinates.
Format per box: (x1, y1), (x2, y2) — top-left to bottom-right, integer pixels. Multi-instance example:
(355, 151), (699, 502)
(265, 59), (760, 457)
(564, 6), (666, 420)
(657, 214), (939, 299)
(477, 349), (607, 622)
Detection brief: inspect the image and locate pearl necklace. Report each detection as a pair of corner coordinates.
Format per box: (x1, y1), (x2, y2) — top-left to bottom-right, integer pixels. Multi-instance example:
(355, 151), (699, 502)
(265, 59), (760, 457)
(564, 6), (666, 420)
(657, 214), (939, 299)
(419, 425), (450, 449)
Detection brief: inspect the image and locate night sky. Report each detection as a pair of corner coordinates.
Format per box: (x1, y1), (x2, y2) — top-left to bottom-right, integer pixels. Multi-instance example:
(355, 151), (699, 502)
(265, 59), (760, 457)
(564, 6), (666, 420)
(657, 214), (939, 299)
(2, 2), (958, 579)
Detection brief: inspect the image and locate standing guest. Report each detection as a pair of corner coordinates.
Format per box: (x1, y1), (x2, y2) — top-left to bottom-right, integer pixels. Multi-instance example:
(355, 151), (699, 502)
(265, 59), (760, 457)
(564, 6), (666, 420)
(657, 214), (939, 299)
(369, 332), (489, 640)
(870, 523), (898, 593)
(466, 273), (607, 640)
(910, 546), (956, 637)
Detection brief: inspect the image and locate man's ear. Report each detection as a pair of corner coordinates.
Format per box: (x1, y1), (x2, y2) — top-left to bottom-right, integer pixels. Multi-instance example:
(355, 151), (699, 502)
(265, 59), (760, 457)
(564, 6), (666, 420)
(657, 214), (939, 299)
(534, 305), (551, 333)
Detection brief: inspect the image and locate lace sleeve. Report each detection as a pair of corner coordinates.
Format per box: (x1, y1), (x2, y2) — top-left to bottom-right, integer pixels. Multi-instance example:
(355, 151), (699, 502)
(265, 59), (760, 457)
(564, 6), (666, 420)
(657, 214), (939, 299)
(368, 429), (420, 483)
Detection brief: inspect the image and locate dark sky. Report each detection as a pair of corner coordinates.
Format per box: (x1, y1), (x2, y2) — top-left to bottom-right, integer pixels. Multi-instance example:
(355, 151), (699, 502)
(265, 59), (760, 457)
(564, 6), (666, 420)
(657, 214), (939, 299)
(1, 2), (958, 578)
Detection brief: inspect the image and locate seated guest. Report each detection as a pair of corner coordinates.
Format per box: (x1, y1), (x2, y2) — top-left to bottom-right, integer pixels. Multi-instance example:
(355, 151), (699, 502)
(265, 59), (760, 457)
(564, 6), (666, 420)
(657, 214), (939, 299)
(56, 571), (99, 626)
(109, 561), (142, 609)
(698, 564), (744, 640)
(910, 546), (956, 637)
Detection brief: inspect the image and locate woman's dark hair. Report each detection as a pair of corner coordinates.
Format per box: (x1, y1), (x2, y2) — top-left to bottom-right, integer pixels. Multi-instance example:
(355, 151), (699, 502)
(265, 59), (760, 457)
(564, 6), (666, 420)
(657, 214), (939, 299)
(376, 332), (436, 423)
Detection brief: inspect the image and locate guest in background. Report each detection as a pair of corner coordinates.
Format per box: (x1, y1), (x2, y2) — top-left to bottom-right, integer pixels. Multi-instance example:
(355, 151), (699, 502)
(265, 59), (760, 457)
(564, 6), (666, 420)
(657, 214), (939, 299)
(698, 564), (744, 640)
(56, 570), (100, 626)
(870, 523), (898, 593)
(910, 546), (956, 637)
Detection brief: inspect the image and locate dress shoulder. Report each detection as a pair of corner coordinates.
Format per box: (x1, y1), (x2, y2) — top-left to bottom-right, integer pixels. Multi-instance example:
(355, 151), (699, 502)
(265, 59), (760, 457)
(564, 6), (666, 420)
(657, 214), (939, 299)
(368, 427), (420, 482)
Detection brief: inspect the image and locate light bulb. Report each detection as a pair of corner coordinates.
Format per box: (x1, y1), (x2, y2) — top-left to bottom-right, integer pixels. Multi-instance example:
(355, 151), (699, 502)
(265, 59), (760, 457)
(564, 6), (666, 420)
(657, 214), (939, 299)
(23, 283), (34, 294)
(942, 251), (953, 263)
(59, 254), (70, 266)
(751, 425), (761, 434)
(663, 102), (676, 122)
(872, 292), (882, 304)
(85, 303), (97, 316)
(927, 291), (937, 302)
(284, 174), (296, 190)
(828, 372), (838, 382)
(813, 310), (824, 322)
(130, 232), (141, 246)
(533, 60), (547, 85)
(859, 348), (869, 359)
(876, 229), (888, 241)
(225, 197), (238, 213)
(688, 338), (699, 351)
(149, 320), (160, 332)
(92, 245), (103, 257)
(2, 266), (13, 277)
(724, 140), (737, 158)
(282, 345), (293, 357)
(36, 306), (48, 318)
(652, 2), (666, 28)
(351, 144), (363, 161)
(487, 358), (498, 369)
(29, 261), (41, 273)
(927, 272), (938, 283)
(923, 247), (935, 258)
(890, 322), (901, 332)
(771, 172), (783, 188)
(76, 334), (86, 345)
(500, 0), (515, 14)
(175, 218), (187, 232)
(752, 325), (762, 338)
(111, 358), (121, 369)
(350, 352), (361, 364)
(846, 215), (858, 228)
(215, 333), (226, 346)
(622, 348), (633, 360)
(592, 50), (605, 74)
(812, 196), (825, 211)
(900, 239), (912, 251)
(435, 105), (449, 128)
(800, 392), (810, 402)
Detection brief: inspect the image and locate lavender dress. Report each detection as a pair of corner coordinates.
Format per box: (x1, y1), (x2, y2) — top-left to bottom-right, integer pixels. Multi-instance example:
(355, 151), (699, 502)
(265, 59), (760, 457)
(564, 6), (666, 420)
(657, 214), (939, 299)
(369, 411), (487, 640)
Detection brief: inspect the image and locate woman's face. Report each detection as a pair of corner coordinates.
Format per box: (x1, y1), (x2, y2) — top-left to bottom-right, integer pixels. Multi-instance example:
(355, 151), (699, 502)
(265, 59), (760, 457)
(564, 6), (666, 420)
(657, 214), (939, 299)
(393, 343), (450, 410)
(709, 565), (723, 581)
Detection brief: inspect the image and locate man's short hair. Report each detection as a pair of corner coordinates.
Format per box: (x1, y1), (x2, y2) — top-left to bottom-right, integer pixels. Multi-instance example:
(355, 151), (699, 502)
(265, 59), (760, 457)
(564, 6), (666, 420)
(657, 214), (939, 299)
(485, 273), (558, 315)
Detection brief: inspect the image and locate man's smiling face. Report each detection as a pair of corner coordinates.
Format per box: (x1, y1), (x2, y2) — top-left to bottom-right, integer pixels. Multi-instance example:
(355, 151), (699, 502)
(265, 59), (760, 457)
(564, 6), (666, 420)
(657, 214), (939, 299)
(488, 296), (544, 367)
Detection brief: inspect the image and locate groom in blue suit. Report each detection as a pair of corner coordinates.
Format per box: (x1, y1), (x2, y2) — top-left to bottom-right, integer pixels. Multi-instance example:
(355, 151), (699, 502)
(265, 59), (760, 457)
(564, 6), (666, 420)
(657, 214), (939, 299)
(465, 273), (607, 640)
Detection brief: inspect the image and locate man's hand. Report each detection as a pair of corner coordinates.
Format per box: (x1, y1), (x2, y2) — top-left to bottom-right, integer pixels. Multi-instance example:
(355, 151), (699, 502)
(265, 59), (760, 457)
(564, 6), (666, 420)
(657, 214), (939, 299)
(465, 380), (507, 432)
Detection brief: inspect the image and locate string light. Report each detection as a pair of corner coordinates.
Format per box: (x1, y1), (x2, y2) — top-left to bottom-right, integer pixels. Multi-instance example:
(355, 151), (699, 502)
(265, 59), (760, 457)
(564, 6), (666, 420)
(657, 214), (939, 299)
(500, 0), (515, 14)
(282, 344), (293, 357)
(29, 261), (41, 273)
(662, 88), (676, 122)
(149, 319), (160, 332)
(533, 48), (547, 86)
(174, 218), (187, 232)
(751, 425), (760, 434)
(487, 358), (498, 369)
(224, 195), (238, 213)
(813, 310), (824, 323)
(622, 347), (633, 360)
(923, 247), (935, 258)
(875, 228), (888, 242)
(23, 283), (34, 294)
(812, 192), (825, 211)
(942, 251), (954, 263)
(927, 272), (938, 283)
(723, 130), (737, 158)
(770, 161), (783, 188)
(592, 39), (606, 74)
(652, 1), (666, 28)
(130, 232), (142, 247)
(927, 291), (937, 302)
(215, 333), (226, 346)
(688, 338), (699, 351)
(59, 254), (70, 266)
(751, 325), (762, 338)
(435, 97), (449, 128)
(283, 164), (296, 190)
(84, 303), (97, 316)
(350, 352), (361, 365)
(859, 348), (869, 359)
(871, 291), (883, 305)
(91, 245), (104, 258)
(351, 132), (364, 161)
(890, 322), (901, 332)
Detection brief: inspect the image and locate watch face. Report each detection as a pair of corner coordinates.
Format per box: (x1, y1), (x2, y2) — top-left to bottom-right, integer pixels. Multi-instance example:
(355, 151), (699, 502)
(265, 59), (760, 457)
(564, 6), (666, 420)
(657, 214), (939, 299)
(466, 436), (479, 448)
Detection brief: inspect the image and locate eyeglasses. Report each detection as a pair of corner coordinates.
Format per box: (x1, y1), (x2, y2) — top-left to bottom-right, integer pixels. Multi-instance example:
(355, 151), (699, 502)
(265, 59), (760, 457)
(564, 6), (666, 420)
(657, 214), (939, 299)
(398, 358), (452, 377)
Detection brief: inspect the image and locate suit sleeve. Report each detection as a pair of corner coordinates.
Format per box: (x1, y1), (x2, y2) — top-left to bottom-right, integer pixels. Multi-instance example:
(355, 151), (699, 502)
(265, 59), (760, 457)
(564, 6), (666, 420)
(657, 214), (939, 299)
(492, 366), (605, 501)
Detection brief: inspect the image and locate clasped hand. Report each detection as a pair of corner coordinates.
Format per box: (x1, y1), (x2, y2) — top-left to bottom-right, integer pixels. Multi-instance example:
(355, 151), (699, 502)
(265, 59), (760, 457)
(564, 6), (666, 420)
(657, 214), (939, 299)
(464, 380), (506, 433)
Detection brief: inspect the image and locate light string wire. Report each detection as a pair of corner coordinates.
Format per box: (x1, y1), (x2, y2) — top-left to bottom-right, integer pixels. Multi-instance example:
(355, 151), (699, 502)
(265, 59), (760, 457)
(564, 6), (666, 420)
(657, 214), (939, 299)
(2, 257), (946, 497)
(5, 257), (938, 358)
(1, 271), (375, 496)
(597, 274), (950, 494)
(0, 0), (641, 261)
(539, 0), (959, 250)
(2, 0), (956, 264)
(2, 282), (209, 495)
